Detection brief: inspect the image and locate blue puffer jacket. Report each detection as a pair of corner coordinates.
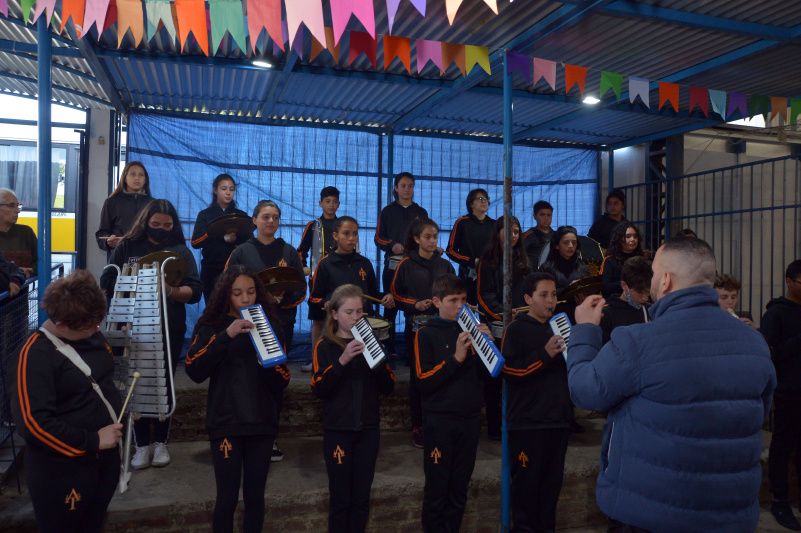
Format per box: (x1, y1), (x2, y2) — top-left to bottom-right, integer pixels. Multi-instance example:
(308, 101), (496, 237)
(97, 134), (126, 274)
(568, 286), (775, 532)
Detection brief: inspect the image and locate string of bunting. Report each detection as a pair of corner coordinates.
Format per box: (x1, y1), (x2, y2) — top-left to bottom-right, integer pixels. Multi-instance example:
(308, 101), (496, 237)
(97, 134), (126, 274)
(505, 51), (800, 124)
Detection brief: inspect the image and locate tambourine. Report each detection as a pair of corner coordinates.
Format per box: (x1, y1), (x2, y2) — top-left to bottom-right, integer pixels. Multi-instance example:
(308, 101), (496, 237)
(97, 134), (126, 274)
(558, 275), (603, 303)
(257, 266), (306, 295)
(207, 213), (255, 240)
(137, 251), (187, 286)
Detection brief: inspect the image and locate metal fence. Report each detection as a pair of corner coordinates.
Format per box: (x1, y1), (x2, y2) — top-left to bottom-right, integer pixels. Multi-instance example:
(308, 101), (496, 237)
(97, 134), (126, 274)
(0, 264), (66, 491)
(618, 156), (801, 326)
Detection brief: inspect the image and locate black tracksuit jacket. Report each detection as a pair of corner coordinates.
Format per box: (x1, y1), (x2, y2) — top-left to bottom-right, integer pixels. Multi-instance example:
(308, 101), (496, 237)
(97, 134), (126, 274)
(310, 337), (395, 431)
(298, 216), (338, 268)
(190, 204), (251, 269)
(374, 201), (429, 261)
(446, 214), (494, 279)
(309, 251), (381, 310)
(761, 297), (801, 391)
(501, 315), (572, 430)
(390, 251), (454, 321)
(414, 317), (484, 418)
(185, 316), (290, 439)
(599, 297), (649, 344)
(95, 192), (153, 254)
(476, 258), (528, 322)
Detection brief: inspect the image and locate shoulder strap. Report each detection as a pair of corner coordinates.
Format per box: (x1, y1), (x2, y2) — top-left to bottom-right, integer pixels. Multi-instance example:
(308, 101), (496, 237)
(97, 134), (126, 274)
(38, 327), (118, 424)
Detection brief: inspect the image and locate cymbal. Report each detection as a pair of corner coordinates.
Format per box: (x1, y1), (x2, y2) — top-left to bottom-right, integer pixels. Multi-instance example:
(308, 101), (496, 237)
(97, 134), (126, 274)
(207, 213), (255, 240)
(257, 266), (306, 295)
(559, 275), (603, 302)
(137, 251), (187, 286)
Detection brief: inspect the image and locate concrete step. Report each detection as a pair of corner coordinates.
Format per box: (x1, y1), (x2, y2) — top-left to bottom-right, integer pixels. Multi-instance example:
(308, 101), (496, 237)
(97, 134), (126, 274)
(0, 422), (608, 532)
(170, 361), (414, 442)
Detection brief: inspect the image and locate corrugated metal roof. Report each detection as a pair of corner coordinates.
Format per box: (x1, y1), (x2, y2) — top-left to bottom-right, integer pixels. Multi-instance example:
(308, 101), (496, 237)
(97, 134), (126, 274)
(1, 0), (799, 146)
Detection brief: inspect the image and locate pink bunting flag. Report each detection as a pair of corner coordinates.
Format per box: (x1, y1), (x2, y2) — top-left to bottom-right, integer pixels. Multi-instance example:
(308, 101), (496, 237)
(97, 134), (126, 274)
(533, 58), (556, 90)
(0, 0), (7, 18)
(285, 0), (326, 50)
(416, 39), (443, 74)
(32, 0), (56, 24)
(330, 0), (375, 45)
(247, 0), (283, 52)
(387, 0), (426, 32)
(83, 0), (110, 37)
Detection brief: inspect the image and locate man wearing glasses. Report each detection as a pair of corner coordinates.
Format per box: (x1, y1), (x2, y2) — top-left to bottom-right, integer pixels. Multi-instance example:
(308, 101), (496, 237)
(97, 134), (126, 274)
(0, 188), (37, 279)
(761, 259), (801, 530)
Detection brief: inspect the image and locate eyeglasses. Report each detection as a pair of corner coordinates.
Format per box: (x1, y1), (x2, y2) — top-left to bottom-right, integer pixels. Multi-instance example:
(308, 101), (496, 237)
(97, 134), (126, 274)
(474, 196), (489, 203)
(0, 202), (22, 209)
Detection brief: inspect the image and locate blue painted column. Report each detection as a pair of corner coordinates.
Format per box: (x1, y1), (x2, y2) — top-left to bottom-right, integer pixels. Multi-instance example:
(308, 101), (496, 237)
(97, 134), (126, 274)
(500, 49), (513, 533)
(37, 17), (52, 324)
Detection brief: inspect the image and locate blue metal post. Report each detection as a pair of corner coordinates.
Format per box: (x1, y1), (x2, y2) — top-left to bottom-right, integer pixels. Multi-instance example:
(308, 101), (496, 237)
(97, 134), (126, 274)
(608, 149), (615, 193)
(500, 50), (513, 533)
(37, 17), (52, 324)
(386, 131), (395, 204)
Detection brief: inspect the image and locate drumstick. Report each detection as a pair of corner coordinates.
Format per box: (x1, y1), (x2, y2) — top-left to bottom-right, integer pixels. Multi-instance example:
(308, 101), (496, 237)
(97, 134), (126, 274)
(362, 294), (385, 305)
(116, 372), (141, 424)
(513, 305), (529, 313)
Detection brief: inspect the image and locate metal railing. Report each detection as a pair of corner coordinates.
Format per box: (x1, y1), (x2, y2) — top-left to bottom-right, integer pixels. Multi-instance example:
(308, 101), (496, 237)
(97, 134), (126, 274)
(617, 156), (801, 325)
(0, 263), (66, 492)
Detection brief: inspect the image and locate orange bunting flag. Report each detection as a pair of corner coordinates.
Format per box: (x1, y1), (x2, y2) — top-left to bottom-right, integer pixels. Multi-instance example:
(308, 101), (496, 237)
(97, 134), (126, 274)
(564, 64), (588, 97)
(247, 0), (283, 52)
(464, 45), (490, 75)
(659, 82), (680, 111)
(175, 0), (209, 55)
(60, 0), (85, 35)
(771, 96), (788, 122)
(116, 0), (144, 46)
(442, 42), (466, 75)
(348, 31), (377, 68)
(688, 86), (709, 116)
(384, 35), (411, 73)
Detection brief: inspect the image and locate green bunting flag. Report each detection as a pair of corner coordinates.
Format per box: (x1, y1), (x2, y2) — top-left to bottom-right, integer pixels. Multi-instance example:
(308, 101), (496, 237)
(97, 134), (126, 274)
(791, 98), (801, 125)
(748, 95), (770, 120)
(599, 71), (623, 100)
(209, 0), (247, 53)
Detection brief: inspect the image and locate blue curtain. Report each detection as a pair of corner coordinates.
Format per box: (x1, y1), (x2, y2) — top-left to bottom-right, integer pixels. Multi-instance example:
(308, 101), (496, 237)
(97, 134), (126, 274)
(127, 113), (597, 347)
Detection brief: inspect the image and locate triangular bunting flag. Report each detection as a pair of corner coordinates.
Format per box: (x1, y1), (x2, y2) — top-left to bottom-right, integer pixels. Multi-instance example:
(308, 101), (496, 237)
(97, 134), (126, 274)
(291, 29), (305, 59)
(564, 64), (588, 97)
(688, 87), (709, 117)
(442, 42), (466, 75)
(209, 0), (246, 53)
(331, 0), (375, 45)
(246, 0), (282, 52)
(310, 33), (325, 61)
(103, 0), (117, 32)
(709, 89), (726, 117)
(117, 0), (144, 46)
(533, 58), (556, 90)
(61, 0), (86, 35)
(483, 0), (499, 14)
(727, 92), (747, 120)
(32, 0), (56, 25)
(175, 0), (209, 55)
(0, 0), (7, 18)
(465, 45), (490, 75)
(348, 31), (377, 68)
(19, 0), (35, 23)
(145, 0), (176, 42)
(599, 71), (623, 100)
(326, 26), (341, 62)
(416, 39), (443, 74)
(82, 0), (110, 38)
(445, 0), (463, 25)
(748, 95), (770, 120)
(790, 98), (801, 125)
(506, 52), (531, 82)
(384, 35), (411, 73)
(387, 0), (426, 32)
(658, 82), (679, 111)
(285, 0), (326, 51)
(629, 77), (649, 108)
(771, 96), (788, 123)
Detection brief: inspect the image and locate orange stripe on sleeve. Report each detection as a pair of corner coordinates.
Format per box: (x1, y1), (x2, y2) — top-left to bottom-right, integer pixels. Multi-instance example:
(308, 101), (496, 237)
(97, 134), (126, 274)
(374, 214), (392, 246)
(502, 360), (544, 376)
(185, 334), (217, 366)
(446, 217), (470, 262)
(476, 261), (501, 321)
(414, 330), (446, 379)
(17, 333), (85, 457)
(390, 258), (416, 305)
(191, 233), (209, 246)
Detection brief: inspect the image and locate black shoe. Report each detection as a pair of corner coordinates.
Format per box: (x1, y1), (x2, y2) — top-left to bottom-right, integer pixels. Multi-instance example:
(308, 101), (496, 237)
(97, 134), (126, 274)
(411, 426), (424, 449)
(271, 441), (284, 462)
(772, 501), (801, 530)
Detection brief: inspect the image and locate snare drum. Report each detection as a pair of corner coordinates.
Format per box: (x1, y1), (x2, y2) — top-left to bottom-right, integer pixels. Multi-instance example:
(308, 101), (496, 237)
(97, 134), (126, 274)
(490, 320), (505, 340)
(366, 317), (391, 341)
(412, 314), (433, 332)
(388, 255), (404, 270)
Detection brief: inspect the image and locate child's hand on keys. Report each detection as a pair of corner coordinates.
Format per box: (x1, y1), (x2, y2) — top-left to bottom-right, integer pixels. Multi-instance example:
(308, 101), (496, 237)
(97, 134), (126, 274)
(545, 335), (565, 358)
(226, 319), (254, 338)
(339, 339), (365, 365)
(454, 331), (473, 363)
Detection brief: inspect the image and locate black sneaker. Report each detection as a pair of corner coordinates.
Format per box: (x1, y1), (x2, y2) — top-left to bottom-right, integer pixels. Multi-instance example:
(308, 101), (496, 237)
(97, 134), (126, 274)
(772, 501), (801, 530)
(271, 441), (284, 462)
(411, 426), (424, 449)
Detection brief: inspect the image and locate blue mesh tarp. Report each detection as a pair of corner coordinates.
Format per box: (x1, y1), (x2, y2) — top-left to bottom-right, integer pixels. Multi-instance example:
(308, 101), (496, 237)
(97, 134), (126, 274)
(127, 113), (597, 345)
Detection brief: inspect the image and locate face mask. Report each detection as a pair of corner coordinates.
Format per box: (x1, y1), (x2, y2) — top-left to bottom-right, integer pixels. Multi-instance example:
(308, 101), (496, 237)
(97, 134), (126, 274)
(147, 227), (171, 244)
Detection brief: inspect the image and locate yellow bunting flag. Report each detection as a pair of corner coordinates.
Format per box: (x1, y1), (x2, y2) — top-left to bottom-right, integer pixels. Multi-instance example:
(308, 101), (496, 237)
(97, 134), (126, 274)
(464, 45), (490, 75)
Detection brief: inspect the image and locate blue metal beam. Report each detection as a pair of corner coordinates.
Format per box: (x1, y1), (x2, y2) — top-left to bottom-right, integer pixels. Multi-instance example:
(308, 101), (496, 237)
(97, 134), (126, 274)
(258, 51), (298, 118)
(389, 0), (615, 131)
(36, 16), (52, 323)
(610, 118), (722, 150)
(0, 38), (85, 57)
(3, 15), (77, 47)
(0, 70), (111, 106)
(64, 26), (127, 112)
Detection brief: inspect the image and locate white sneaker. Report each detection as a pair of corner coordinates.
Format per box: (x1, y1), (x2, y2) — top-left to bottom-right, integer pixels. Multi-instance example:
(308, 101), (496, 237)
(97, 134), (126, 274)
(131, 445), (151, 470)
(300, 362), (313, 373)
(151, 442), (171, 467)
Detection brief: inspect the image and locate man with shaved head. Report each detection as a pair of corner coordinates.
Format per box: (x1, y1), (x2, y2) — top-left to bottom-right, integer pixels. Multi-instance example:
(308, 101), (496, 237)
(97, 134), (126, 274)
(565, 236), (775, 532)
(0, 188), (37, 278)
